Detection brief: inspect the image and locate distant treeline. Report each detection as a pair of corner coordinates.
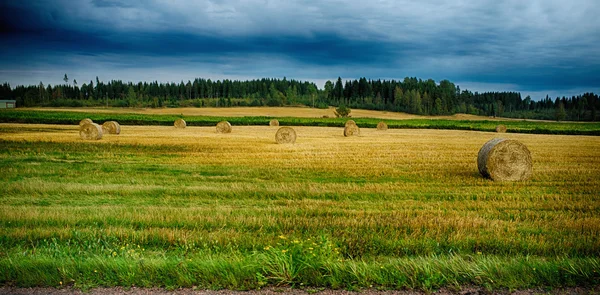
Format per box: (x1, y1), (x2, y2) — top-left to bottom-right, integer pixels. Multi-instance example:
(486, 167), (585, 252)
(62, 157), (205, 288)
(1, 76), (598, 121)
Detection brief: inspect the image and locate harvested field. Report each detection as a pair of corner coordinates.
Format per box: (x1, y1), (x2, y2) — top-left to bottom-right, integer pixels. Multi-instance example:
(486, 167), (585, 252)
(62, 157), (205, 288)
(0, 123), (599, 290)
(24, 107), (529, 121)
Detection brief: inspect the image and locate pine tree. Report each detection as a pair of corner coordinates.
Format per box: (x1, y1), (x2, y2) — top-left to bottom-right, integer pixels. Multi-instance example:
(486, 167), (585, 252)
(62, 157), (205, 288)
(555, 101), (566, 121)
(334, 77), (343, 103)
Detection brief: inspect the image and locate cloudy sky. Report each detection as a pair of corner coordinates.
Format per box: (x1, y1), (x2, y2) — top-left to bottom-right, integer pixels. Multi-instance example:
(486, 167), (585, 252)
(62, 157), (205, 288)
(1, 0), (599, 99)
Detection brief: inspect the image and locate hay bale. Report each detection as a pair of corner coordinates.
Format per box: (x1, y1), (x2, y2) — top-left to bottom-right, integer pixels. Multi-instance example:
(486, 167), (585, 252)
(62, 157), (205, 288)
(102, 121), (121, 134)
(344, 124), (360, 137)
(275, 127), (297, 144)
(216, 121), (232, 133)
(377, 121), (388, 131)
(174, 119), (186, 128)
(345, 120), (356, 128)
(269, 119), (280, 127)
(495, 124), (507, 133)
(79, 123), (103, 140)
(79, 118), (93, 127)
(477, 138), (532, 181)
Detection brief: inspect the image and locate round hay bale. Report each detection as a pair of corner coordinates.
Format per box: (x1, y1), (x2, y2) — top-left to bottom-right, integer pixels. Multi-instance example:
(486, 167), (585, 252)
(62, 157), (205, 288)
(79, 118), (93, 127)
(495, 124), (507, 133)
(344, 124), (360, 137)
(345, 120), (356, 128)
(174, 119), (186, 128)
(269, 119), (280, 127)
(102, 121), (121, 135)
(275, 127), (297, 144)
(477, 138), (532, 181)
(376, 121), (388, 131)
(216, 121), (232, 133)
(79, 123), (103, 140)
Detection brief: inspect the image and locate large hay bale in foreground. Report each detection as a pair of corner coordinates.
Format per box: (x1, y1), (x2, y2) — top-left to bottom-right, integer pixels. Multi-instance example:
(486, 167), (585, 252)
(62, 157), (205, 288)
(79, 118), (93, 127)
(102, 121), (121, 134)
(80, 123), (103, 140)
(377, 121), (388, 131)
(477, 138), (532, 181)
(344, 124), (360, 137)
(174, 119), (186, 128)
(275, 127), (297, 144)
(495, 124), (507, 133)
(216, 121), (232, 133)
(345, 120), (356, 128)
(269, 119), (280, 127)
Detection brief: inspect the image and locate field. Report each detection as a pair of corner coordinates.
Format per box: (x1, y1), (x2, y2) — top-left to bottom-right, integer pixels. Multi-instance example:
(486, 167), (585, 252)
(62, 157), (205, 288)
(0, 117), (599, 290)
(3, 108), (600, 135)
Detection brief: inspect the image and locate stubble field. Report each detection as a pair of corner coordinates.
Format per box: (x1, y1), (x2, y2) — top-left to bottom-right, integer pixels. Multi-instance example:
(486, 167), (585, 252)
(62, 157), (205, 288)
(0, 122), (599, 290)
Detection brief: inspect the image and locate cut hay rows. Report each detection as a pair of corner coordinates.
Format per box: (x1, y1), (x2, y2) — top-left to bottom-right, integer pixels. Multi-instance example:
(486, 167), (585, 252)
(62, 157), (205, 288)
(79, 118), (93, 127)
(102, 121), (121, 134)
(174, 119), (186, 128)
(79, 123), (103, 140)
(269, 119), (280, 127)
(495, 125), (507, 133)
(344, 124), (360, 137)
(377, 121), (388, 131)
(216, 121), (232, 133)
(275, 127), (297, 144)
(345, 120), (356, 128)
(477, 138), (532, 181)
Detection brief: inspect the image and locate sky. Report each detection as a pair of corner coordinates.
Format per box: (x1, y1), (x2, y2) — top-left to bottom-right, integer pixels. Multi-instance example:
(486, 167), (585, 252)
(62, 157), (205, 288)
(1, 0), (599, 100)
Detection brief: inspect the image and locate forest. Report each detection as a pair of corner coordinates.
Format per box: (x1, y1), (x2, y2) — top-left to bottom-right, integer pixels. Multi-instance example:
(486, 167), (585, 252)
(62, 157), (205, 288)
(1, 75), (598, 121)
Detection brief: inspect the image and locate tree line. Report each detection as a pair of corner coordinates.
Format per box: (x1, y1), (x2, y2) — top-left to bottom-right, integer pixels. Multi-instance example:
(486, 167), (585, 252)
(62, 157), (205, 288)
(1, 75), (598, 121)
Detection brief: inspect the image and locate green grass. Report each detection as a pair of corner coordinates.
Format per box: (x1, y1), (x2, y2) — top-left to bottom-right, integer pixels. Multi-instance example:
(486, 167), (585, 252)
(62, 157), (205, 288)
(0, 128), (599, 290)
(2, 109), (600, 135)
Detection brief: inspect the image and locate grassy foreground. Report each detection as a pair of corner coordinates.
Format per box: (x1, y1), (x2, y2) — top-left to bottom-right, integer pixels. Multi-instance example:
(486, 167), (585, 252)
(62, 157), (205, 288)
(0, 124), (599, 290)
(2, 109), (600, 135)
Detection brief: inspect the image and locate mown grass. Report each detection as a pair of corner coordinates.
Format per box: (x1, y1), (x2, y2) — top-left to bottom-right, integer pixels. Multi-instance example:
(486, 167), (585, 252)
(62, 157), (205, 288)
(0, 125), (599, 290)
(2, 109), (600, 135)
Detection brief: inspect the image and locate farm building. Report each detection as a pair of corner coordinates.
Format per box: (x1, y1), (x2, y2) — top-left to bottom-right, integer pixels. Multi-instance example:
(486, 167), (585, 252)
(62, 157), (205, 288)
(0, 100), (16, 108)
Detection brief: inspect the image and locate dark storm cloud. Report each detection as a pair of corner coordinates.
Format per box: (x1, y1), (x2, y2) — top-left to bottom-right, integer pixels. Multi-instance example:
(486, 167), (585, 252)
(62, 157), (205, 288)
(1, 0), (599, 97)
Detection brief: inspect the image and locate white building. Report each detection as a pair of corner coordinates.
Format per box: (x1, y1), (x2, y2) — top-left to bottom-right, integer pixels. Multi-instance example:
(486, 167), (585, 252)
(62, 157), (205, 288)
(0, 100), (16, 108)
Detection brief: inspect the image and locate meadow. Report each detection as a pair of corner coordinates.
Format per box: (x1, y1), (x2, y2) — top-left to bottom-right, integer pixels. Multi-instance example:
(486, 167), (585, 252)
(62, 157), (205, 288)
(0, 120), (599, 290)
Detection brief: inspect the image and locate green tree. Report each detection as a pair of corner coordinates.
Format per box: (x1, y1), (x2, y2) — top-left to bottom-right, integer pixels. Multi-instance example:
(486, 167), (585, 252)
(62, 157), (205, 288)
(334, 77), (343, 103)
(307, 84), (318, 108)
(127, 86), (136, 107)
(38, 81), (45, 103)
(393, 86), (403, 107)
(422, 92), (431, 114)
(324, 80), (333, 102)
(496, 100), (504, 117)
(267, 83), (284, 106)
(555, 101), (566, 121)
(409, 89), (422, 114)
(374, 92), (382, 107)
(432, 98), (443, 115)
(334, 104), (351, 118)
(285, 85), (297, 105)
(401, 89), (410, 111)
(63, 74), (68, 84)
